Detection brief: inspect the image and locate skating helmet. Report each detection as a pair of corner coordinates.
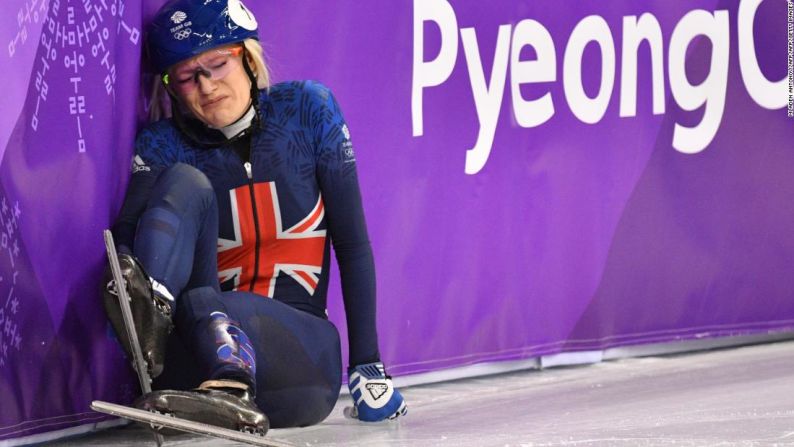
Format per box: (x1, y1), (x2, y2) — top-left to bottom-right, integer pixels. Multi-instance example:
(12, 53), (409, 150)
(147, 0), (259, 74)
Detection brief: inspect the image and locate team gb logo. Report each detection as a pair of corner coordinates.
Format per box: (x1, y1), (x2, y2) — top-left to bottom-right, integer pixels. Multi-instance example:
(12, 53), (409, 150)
(171, 11), (187, 24)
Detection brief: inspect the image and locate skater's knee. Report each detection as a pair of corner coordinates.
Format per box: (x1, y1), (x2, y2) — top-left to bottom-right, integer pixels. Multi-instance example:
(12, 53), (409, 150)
(160, 163), (212, 190)
(316, 384), (341, 423)
(306, 384), (340, 425)
(175, 286), (224, 322)
(154, 163), (215, 213)
(265, 385), (340, 428)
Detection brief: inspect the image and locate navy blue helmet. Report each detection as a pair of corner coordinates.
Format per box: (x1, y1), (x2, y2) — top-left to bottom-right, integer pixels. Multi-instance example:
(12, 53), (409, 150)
(147, 0), (259, 73)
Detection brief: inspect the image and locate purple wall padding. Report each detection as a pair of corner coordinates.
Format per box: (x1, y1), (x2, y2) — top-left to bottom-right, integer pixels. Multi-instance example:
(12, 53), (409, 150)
(1, 0), (792, 441)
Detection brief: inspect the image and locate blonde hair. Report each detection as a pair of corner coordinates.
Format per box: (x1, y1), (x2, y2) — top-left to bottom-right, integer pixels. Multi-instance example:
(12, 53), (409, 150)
(147, 38), (271, 122)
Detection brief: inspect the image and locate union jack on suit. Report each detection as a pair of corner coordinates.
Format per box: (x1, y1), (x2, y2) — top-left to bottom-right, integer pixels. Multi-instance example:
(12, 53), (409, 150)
(217, 183), (326, 298)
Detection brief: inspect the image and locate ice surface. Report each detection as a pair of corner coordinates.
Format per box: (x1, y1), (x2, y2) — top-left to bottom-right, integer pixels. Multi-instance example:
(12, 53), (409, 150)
(44, 340), (794, 446)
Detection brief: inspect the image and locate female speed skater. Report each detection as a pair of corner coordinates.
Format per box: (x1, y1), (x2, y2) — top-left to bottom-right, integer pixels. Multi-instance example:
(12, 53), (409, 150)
(103, 0), (406, 435)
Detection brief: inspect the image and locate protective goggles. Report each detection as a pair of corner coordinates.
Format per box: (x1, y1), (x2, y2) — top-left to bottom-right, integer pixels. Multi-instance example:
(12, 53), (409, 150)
(163, 45), (245, 95)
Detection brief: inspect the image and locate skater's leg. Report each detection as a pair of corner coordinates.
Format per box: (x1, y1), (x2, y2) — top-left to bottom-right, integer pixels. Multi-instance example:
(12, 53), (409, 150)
(133, 162), (220, 296)
(152, 331), (204, 390)
(175, 287), (259, 390)
(103, 163), (219, 378)
(138, 285), (269, 434)
(212, 292), (343, 428)
(139, 289), (340, 430)
(253, 309), (342, 428)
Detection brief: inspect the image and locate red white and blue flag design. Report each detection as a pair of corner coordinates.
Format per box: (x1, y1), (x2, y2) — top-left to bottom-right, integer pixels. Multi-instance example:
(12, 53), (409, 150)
(217, 182), (326, 297)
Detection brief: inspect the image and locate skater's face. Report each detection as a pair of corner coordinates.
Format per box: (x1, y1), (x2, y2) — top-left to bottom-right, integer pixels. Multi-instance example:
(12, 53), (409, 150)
(166, 44), (254, 129)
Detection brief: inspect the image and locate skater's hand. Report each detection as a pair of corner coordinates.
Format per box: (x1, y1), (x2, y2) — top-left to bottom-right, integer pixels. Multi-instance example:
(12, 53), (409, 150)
(346, 362), (407, 422)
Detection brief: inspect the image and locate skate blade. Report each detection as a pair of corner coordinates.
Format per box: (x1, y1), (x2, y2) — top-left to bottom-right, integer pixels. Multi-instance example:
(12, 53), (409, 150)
(91, 400), (292, 447)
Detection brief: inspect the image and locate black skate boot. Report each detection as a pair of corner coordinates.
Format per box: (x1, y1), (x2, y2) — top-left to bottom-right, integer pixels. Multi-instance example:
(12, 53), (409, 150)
(133, 380), (269, 436)
(102, 253), (175, 378)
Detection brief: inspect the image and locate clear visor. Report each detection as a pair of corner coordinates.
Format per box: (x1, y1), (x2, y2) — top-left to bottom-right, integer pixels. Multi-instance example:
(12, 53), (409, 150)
(163, 45), (244, 95)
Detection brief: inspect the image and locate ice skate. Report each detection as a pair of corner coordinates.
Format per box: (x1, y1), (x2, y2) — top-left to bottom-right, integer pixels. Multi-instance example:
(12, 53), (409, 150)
(103, 251), (175, 378)
(133, 379), (269, 436)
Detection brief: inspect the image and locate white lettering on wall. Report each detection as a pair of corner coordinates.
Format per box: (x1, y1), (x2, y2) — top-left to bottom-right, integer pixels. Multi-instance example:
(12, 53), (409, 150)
(620, 14), (666, 117)
(461, 24), (512, 174)
(412, 0), (458, 137)
(668, 10), (730, 154)
(510, 19), (557, 129)
(412, 0), (783, 174)
(739, 0), (787, 109)
(563, 15), (616, 125)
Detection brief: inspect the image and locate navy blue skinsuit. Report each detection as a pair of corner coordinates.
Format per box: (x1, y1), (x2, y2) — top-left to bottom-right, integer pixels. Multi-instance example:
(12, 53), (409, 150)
(112, 80), (380, 427)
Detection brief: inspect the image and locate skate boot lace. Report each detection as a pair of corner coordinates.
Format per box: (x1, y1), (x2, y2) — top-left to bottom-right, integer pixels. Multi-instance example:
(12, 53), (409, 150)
(105, 277), (174, 315)
(150, 278), (175, 314)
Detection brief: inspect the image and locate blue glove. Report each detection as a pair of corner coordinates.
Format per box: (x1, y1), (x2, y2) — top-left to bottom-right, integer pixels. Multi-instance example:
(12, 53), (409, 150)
(347, 362), (407, 422)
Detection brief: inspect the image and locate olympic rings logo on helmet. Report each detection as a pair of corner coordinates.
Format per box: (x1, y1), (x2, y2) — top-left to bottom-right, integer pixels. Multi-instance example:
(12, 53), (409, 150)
(173, 29), (192, 40)
(148, 0), (259, 73)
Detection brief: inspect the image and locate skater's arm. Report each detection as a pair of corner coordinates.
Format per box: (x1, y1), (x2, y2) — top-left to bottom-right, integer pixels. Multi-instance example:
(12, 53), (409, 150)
(310, 81), (381, 367)
(112, 170), (158, 254)
(112, 128), (168, 254)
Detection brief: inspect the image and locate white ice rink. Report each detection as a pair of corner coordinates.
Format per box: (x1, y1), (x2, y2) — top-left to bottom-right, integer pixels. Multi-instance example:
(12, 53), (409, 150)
(42, 339), (794, 446)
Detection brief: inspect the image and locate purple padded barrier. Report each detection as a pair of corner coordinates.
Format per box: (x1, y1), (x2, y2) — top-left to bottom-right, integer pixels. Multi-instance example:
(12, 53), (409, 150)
(1, 0), (792, 441)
